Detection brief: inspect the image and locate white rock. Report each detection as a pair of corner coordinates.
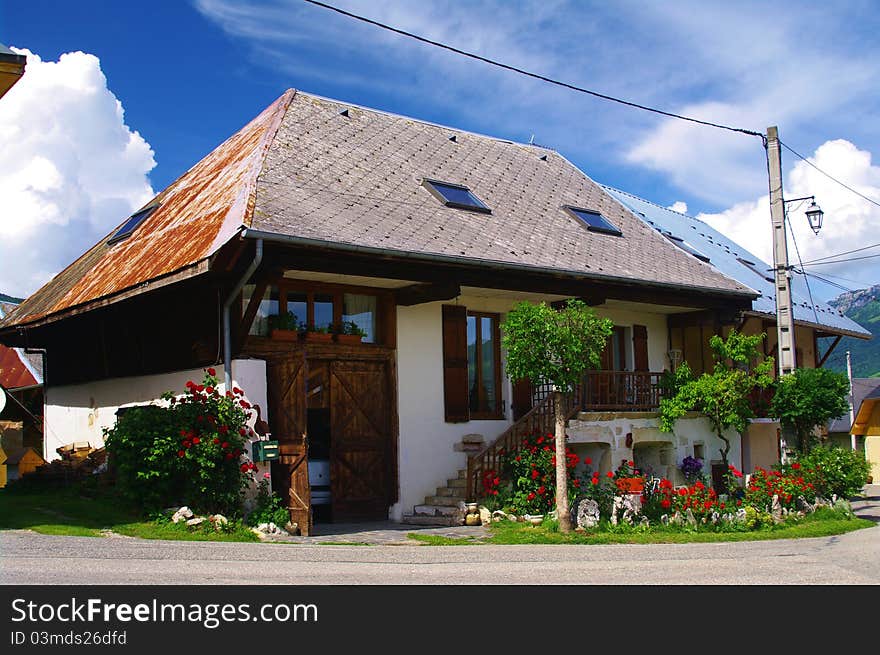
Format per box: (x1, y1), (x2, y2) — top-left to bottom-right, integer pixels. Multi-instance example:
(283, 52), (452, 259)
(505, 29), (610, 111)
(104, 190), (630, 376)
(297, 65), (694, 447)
(172, 506), (194, 523)
(479, 506), (492, 526)
(186, 517), (206, 527)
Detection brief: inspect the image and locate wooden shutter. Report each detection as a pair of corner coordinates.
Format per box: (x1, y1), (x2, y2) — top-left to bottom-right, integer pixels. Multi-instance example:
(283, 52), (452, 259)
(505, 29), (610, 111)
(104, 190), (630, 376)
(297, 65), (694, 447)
(442, 304), (469, 422)
(633, 325), (649, 371)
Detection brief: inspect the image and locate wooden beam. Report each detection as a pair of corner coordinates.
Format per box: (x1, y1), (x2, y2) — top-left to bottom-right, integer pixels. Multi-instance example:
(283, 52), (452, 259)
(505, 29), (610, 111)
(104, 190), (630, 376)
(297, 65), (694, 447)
(394, 281), (461, 307)
(238, 278), (270, 351)
(817, 335), (842, 368)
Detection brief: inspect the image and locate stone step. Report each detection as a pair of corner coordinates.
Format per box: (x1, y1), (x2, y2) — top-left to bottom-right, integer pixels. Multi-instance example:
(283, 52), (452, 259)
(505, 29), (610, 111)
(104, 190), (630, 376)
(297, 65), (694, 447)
(413, 503), (461, 516)
(401, 514), (461, 527)
(446, 477), (467, 489)
(425, 495), (465, 506)
(435, 486), (461, 497)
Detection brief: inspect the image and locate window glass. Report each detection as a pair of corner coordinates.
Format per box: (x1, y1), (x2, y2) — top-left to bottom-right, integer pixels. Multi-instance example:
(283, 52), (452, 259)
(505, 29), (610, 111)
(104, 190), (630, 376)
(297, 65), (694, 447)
(467, 315), (477, 410)
(343, 294), (377, 343)
(246, 285), (279, 336)
(424, 179), (490, 212)
(286, 292), (308, 330)
(481, 316), (497, 413)
(314, 293), (334, 331)
(565, 206), (622, 236)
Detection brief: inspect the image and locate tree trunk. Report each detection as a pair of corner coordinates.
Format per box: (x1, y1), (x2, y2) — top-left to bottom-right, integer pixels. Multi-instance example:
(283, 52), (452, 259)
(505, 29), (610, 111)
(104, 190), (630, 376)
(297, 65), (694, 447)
(554, 390), (571, 532)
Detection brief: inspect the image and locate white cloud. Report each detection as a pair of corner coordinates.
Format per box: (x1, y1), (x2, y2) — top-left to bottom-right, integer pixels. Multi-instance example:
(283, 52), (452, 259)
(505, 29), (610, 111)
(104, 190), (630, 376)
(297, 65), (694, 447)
(667, 201), (688, 213)
(697, 139), (880, 297)
(0, 48), (155, 297)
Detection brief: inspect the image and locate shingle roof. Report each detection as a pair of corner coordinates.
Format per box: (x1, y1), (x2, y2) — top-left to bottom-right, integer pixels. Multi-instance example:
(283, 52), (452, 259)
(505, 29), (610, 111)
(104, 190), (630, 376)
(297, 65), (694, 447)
(251, 92), (753, 296)
(603, 186), (871, 339)
(1, 89), (756, 332)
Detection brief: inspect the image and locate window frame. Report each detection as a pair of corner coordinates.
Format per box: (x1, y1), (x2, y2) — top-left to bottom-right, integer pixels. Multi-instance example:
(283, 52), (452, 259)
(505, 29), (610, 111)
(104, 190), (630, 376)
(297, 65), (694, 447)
(562, 205), (623, 237)
(108, 204), (160, 245)
(466, 310), (503, 420)
(422, 178), (492, 214)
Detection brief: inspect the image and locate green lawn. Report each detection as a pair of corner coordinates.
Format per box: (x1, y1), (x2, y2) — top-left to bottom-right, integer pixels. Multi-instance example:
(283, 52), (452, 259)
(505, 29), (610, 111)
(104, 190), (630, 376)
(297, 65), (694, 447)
(409, 511), (875, 545)
(0, 487), (258, 542)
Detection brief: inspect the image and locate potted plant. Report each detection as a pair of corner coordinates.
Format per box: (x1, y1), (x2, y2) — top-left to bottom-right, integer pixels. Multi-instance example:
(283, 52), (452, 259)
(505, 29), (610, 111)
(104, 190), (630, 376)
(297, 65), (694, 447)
(334, 320), (367, 345)
(300, 322), (333, 343)
(267, 311), (299, 341)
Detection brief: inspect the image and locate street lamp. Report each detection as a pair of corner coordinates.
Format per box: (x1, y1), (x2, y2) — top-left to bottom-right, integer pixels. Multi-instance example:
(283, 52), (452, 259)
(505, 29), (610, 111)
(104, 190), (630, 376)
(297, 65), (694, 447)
(784, 195), (824, 234)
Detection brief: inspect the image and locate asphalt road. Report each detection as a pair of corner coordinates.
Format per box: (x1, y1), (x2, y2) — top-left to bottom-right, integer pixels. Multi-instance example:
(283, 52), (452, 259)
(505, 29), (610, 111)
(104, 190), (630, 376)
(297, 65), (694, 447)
(2, 490), (878, 585)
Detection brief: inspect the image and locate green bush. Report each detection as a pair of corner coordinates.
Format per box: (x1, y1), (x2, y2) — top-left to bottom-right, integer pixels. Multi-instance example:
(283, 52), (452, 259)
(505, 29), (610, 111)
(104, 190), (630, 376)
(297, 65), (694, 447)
(795, 446), (871, 499)
(104, 369), (256, 516)
(246, 477), (290, 527)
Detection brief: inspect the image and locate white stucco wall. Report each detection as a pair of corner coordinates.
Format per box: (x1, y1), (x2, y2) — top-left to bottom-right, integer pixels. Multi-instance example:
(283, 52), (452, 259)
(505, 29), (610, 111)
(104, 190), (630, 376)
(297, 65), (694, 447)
(43, 360), (268, 472)
(567, 412), (744, 487)
(392, 296), (675, 519)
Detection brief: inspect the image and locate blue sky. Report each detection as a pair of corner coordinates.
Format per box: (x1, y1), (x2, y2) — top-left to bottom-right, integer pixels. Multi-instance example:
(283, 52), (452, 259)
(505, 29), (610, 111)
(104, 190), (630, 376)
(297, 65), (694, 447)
(1, 0), (878, 300)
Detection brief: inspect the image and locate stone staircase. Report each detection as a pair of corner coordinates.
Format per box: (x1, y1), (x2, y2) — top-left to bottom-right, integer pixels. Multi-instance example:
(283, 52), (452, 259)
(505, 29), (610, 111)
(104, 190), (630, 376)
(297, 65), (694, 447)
(401, 468), (468, 526)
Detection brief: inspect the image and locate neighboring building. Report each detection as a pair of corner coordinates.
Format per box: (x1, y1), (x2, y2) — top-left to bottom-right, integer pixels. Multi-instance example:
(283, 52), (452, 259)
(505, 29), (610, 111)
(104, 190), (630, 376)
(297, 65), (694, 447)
(0, 89), (762, 530)
(827, 378), (879, 451)
(850, 380), (880, 483)
(0, 44), (26, 99)
(0, 298), (44, 456)
(603, 187), (872, 472)
(0, 446), (45, 487)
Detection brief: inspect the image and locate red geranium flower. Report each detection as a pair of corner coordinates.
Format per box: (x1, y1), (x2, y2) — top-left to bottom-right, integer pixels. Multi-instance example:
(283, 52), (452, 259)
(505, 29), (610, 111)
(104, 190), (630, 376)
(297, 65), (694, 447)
(661, 499), (671, 509)
(527, 492), (536, 501)
(532, 469), (540, 480)
(584, 457), (592, 465)
(591, 478), (598, 486)
(221, 442), (229, 449)
(192, 437), (200, 445)
(177, 450), (185, 457)
(213, 438), (220, 445)
(206, 368), (216, 376)
(225, 453), (233, 460)
(606, 471), (614, 478)
(538, 486), (546, 495)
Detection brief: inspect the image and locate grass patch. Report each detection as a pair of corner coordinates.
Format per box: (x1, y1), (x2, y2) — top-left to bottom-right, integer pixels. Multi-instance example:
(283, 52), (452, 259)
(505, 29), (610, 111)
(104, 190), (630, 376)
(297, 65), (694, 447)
(0, 487), (257, 542)
(408, 512), (875, 546)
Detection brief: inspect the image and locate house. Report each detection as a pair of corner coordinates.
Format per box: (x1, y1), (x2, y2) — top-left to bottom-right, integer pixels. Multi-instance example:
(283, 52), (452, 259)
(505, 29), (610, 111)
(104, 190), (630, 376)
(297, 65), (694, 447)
(0, 297), (44, 457)
(849, 380), (880, 483)
(827, 377), (879, 451)
(601, 187), (871, 473)
(0, 89), (764, 530)
(0, 43), (26, 100)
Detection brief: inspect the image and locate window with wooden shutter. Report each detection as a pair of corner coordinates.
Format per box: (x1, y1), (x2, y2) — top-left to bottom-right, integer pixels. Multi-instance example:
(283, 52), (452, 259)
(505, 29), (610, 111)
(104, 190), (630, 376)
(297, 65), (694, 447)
(633, 325), (649, 371)
(442, 305), (469, 422)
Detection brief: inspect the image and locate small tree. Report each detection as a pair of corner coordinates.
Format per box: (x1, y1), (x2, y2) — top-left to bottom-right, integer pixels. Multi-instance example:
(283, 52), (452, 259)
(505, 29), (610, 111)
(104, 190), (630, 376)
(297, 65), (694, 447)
(501, 299), (613, 532)
(770, 367), (851, 453)
(659, 331), (774, 474)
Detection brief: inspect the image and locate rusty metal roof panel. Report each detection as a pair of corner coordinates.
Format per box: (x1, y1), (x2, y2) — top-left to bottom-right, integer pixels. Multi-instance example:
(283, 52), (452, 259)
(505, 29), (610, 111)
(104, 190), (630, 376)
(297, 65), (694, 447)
(0, 344), (39, 389)
(1, 90), (294, 329)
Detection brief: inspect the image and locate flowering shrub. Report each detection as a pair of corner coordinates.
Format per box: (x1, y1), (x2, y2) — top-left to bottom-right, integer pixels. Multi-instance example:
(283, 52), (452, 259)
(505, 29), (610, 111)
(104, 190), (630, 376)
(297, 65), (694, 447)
(493, 433), (580, 515)
(104, 369), (256, 515)
(577, 461), (618, 517)
(641, 478), (735, 523)
(679, 455), (704, 483)
(795, 446), (870, 499)
(744, 464), (817, 511)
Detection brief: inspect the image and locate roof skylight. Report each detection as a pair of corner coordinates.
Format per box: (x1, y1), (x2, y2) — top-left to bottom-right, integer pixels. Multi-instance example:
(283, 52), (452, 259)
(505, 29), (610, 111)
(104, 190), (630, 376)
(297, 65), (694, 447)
(422, 179), (491, 213)
(563, 206), (622, 237)
(108, 204), (159, 245)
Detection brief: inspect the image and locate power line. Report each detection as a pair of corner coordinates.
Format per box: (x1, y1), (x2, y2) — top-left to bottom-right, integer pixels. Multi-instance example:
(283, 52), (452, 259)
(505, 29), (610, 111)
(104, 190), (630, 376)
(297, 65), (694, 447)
(799, 270), (854, 293)
(779, 140), (880, 210)
(801, 242), (880, 265)
(786, 214), (819, 324)
(302, 0), (764, 139)
(801, 253), (880, 266)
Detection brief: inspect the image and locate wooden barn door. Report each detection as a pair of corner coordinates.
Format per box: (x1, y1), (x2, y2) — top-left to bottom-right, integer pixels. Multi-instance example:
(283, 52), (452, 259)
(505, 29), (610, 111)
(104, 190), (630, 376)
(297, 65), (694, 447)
(329, 360), (392, 521)
(267, 354), (312, 536)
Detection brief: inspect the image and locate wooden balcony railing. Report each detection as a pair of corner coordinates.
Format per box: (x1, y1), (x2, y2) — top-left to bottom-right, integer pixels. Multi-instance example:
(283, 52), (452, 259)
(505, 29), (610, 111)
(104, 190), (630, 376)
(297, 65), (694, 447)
(466, 370), (665, 501)
(579, 370), (664, 411)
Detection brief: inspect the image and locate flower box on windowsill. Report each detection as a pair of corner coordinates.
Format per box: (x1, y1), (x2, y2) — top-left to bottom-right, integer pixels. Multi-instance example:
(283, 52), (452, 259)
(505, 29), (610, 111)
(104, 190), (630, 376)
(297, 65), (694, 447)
(270, 329), (299, 342)
(335, 334), (364, 345)
(615, 477), (645, 494)
(302, 331), (333, 343)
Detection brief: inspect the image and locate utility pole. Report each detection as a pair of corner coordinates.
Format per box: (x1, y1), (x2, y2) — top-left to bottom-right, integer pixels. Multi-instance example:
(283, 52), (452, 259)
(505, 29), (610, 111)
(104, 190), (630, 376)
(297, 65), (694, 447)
(846, 350), (856, 451)
(766, 126), (797, 377)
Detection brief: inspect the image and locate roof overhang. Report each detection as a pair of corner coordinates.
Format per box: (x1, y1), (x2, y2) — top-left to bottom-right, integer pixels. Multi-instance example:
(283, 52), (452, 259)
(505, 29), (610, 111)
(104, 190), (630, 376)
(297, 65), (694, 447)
(743, 309), (872, 340)
(852, 396), (880, 436)
(242, 229), (758, 308)
(0, 48), (26, 99)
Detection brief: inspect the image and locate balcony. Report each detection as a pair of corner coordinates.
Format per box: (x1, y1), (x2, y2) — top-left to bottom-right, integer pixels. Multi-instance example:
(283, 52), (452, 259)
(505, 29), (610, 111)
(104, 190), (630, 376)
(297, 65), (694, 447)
(577, 370), (665, 412)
